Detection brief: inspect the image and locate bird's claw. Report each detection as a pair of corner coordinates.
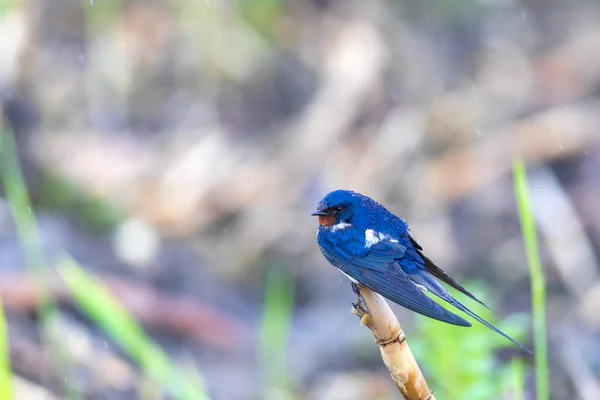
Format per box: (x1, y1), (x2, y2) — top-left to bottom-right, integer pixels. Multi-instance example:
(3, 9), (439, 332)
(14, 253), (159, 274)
(351, 282), (370, 316)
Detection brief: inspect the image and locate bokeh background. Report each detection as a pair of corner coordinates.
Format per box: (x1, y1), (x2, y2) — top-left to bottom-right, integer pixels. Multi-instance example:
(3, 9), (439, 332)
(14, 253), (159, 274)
(1, 0), (600, 399)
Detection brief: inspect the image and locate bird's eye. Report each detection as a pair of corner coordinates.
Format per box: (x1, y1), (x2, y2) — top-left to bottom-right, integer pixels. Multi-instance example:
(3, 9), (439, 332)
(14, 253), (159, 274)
(335, 206), (343, 213)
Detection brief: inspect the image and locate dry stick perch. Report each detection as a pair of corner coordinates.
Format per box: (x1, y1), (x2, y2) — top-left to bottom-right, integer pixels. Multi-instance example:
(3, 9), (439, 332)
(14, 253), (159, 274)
(352, 286), (435, 400)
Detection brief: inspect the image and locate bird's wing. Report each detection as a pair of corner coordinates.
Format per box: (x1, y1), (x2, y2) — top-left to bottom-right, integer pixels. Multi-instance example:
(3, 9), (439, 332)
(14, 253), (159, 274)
(322, 239), (471, 327)
(409, 235), (491, 310)
(406, 269), (532, 353)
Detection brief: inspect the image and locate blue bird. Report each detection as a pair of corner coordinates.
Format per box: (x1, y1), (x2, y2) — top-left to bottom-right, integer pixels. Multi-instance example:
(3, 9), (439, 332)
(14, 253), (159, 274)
(312, 189), (531, 353)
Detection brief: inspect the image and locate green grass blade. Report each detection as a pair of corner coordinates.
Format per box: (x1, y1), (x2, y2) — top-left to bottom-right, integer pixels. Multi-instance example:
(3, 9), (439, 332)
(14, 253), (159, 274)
(57, 256), (209, 400)
(0, 299), (13, 400)
(510, 356), (525, 400)
(513, 159), (549, 400)
(0, 130), (45, 276)
(0, 128), (80, 398)
(259, 267), (294, 392)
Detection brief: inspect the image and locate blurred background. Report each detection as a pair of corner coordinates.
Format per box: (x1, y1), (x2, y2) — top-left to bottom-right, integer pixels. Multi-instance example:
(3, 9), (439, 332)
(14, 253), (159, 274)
(0, 0), (599, 399)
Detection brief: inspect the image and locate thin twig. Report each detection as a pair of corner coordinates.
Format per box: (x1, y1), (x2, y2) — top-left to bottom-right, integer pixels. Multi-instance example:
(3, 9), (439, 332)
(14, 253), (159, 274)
(352, 286), (435, 400)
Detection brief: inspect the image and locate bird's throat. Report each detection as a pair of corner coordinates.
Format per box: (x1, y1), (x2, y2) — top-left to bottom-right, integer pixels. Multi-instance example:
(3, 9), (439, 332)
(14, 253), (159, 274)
(318, 215), (336, 227)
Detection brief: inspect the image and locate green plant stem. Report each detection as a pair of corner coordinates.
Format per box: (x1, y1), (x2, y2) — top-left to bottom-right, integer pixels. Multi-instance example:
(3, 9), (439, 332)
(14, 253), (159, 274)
(513, 159), (549, 400)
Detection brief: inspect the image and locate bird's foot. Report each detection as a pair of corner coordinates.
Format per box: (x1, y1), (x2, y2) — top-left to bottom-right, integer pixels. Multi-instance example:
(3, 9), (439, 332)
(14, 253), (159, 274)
(351, 282), (370, 316)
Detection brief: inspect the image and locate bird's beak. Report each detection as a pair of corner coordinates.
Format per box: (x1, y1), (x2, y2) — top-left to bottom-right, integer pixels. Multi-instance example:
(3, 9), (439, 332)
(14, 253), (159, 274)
(311, 210), (328, 216)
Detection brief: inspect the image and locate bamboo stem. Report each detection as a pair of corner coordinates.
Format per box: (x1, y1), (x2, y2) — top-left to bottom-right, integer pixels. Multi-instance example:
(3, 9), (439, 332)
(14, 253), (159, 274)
(352, 286), (435, 400)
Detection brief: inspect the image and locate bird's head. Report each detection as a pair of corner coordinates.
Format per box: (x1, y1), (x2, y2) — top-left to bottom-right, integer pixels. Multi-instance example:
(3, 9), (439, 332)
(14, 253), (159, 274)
(311, 190), (363, 227)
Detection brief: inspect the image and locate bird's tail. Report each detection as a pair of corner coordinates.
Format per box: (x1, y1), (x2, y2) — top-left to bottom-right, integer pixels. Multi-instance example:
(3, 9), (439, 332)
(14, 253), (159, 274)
(451, 300), (532, 354)
(408, 270), (532, 353)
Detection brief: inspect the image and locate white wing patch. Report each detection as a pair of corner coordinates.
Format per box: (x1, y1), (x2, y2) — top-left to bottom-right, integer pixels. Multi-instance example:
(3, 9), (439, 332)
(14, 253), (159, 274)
(364, 229), (399, 248)
(364, 229), (381, 247)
